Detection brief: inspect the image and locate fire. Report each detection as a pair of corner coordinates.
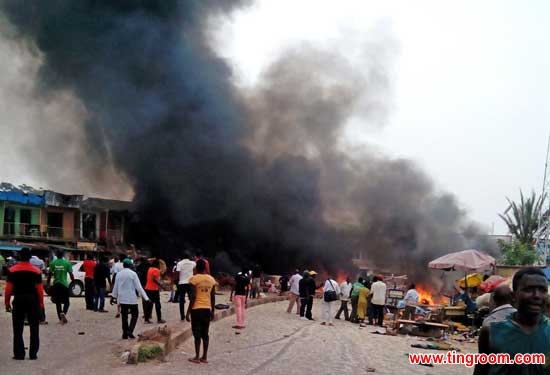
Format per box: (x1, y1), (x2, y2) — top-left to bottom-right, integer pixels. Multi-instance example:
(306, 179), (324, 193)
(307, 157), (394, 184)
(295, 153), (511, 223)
(416, 284), (449, 306)
(335, 270), (348, 284)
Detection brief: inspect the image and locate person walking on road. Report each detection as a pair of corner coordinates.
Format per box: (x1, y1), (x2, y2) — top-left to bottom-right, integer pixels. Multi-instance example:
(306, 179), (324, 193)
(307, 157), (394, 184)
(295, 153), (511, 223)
(111, 258), (150, 339)
(143, 259), (165, 323)
(335, 277), (352, 321)
(186, 259), (216, 364)
(82, 254), (97, 310)
(47, 250), (74, 324)
(4, 247), (44, 360)
(321, 275), (340, 326)
(287, 269), (302, 314)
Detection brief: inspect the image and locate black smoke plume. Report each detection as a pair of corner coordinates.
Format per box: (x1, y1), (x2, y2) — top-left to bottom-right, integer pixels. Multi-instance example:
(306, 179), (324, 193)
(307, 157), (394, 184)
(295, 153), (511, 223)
(0, 1), (492, 279)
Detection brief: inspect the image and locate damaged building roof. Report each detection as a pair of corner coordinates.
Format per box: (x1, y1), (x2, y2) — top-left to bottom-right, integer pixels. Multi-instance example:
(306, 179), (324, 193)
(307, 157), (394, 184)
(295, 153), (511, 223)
(81, 197), (133, 212)
(44, 191), (83, 208)
(0, 182), (45, 206)
(1, 182), (133, 211)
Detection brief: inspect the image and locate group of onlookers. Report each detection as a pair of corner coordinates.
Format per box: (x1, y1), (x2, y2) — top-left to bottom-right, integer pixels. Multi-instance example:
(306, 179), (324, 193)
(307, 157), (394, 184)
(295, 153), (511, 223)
(285, 271), (389, 327)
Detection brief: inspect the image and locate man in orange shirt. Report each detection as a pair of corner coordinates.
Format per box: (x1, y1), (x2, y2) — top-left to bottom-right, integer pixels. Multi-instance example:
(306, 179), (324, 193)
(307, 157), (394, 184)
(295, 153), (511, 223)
(82, 254), (97, 311)
(143, 259), (165, 324)
(186, 259), (216, 364)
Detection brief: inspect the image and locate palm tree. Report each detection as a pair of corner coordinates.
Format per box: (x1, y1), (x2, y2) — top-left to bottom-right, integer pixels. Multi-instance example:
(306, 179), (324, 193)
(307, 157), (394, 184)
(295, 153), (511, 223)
(499, 190), (546, 244)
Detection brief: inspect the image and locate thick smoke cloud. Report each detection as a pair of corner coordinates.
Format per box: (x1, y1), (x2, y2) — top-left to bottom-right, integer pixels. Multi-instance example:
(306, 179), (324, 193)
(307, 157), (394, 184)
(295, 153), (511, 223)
(0, 1), (491, 278)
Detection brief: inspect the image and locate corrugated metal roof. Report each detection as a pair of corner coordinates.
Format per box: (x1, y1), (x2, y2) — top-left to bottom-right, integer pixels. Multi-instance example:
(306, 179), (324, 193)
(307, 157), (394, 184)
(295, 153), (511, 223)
(0, 191), (44, 206)
(81, 197), (133, 211)
(44, 191), (83, 208)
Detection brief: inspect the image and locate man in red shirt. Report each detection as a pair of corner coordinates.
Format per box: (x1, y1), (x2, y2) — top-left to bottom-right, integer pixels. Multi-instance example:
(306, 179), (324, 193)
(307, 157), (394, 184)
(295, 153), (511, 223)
(143, 259), (165, 324)
(82, 254), (97, 311)
(4, 247), (44, 360)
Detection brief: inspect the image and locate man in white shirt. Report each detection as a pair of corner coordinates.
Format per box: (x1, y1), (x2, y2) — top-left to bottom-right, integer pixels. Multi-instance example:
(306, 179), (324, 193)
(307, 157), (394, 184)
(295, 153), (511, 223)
(368, 275), (387, 326)
(286, 270), (302, 314)
(111, 258), (150, 339)
(175, 252), (196, 320)
(403, 283), (419, 320)
(335, 277), (352, 321)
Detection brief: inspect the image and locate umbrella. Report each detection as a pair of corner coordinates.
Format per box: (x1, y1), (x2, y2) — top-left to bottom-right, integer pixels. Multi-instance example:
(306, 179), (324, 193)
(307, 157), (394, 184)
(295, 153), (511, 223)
(429, 249), (495, 289)
(428, 249), (495, 272)
(457, 273), (484, 288)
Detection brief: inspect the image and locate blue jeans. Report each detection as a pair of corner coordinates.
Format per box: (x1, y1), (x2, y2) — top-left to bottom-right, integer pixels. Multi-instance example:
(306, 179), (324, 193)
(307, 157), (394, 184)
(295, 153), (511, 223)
(96, 287), (106, 311)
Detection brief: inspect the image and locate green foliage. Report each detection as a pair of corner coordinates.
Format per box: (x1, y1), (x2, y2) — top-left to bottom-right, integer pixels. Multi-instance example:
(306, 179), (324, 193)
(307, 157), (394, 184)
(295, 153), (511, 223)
(499, 190), (546, 244)
(498, 239), (538, 266)
(137, 343), (164, 362)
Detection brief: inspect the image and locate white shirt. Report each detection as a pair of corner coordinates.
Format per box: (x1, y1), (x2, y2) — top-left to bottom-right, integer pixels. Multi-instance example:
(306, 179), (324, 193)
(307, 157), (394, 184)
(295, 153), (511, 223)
(323, 279), (341, 298)
(404, 289), (419, 306)
(176, 258), (196, 284)
(339, 281), (352, 301)
(112, 261), (124, 275)
(370, 281), (387, 305)
(289, 273), (302, 295)
(111, 268), (149, 305)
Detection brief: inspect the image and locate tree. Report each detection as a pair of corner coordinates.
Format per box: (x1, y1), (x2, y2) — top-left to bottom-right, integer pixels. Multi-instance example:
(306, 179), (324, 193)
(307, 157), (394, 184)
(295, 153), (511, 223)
(498, 190), (546, 265)
(499, 190), (546, 244)
(499, 240), (538, 266)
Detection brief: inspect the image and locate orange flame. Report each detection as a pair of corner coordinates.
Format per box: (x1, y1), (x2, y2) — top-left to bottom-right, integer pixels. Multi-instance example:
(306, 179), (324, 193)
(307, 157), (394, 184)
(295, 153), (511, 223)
(416, 284), (449, 306)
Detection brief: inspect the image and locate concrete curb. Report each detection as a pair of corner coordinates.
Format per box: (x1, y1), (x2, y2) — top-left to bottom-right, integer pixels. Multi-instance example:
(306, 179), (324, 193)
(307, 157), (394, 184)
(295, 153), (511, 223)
(127, 295), (287, 364)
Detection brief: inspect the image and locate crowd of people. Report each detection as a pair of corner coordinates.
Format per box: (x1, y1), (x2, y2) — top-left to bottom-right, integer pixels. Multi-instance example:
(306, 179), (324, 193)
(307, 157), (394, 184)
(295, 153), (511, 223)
(4, 250), (550, 373)
(2, 248), (217, 363)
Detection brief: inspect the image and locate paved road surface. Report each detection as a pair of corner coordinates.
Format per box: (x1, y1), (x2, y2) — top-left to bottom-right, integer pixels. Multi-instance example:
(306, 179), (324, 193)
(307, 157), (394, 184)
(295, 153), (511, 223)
(1, 291), (476, 375)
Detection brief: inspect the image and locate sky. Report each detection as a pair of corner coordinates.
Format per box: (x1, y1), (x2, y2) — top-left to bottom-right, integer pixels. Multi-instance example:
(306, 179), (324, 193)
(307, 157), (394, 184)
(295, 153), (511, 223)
(215, 0), (550, 234)
(0, 0), (548, 235)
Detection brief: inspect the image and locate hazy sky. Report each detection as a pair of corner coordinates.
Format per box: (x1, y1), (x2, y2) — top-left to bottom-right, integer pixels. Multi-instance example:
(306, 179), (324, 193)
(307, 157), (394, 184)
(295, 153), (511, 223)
(217, 0), (550, 234)
(1, 1), (548, 235)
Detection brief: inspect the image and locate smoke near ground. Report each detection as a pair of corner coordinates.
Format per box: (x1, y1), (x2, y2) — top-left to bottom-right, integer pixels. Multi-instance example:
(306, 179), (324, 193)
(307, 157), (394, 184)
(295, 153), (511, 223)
(0, 1), (492, 278)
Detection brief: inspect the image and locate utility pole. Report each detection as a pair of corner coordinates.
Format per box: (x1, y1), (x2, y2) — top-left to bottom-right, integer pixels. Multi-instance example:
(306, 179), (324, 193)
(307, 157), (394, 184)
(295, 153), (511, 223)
(536, 133), (550, 261)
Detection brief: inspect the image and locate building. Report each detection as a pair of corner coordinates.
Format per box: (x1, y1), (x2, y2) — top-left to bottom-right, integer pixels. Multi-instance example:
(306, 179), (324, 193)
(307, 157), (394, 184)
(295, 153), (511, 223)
(0, 183), (132, 255)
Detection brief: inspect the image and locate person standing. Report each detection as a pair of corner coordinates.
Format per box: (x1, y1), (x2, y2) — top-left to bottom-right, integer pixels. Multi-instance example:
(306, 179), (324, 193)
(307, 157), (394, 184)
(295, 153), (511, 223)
(368, 275), (387, 326)
(321, 275), (341, 326)
(349, 277), (364, 323)
(279, 274), (289, 295)
(186, 259), (216, 364)
(481, 284), (516, 328)
(175, 252), (196, 321)
(47, 250), (74, 324)
(335, 277), (352, 321)
(251, 264), (262, 299)
(82, 254), (97, 311)
(4, 248), (44, 360)
(474, 268), (550, 375)
(287, 269), (302, 314)
(299, 270), (310, 320)
(230, 268), (250, 329)
(403, 283), (419, 320)
(94, 257), (112, 313)
(356, 281), (371, 325)
(111, 258), (150, 339)
(29, 254), (47, 324)
(143, 259), (165, 323)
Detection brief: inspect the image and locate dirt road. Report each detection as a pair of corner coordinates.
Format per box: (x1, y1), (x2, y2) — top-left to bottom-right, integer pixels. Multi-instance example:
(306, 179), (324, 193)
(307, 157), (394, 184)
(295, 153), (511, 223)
(1, 292), (477, 375)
